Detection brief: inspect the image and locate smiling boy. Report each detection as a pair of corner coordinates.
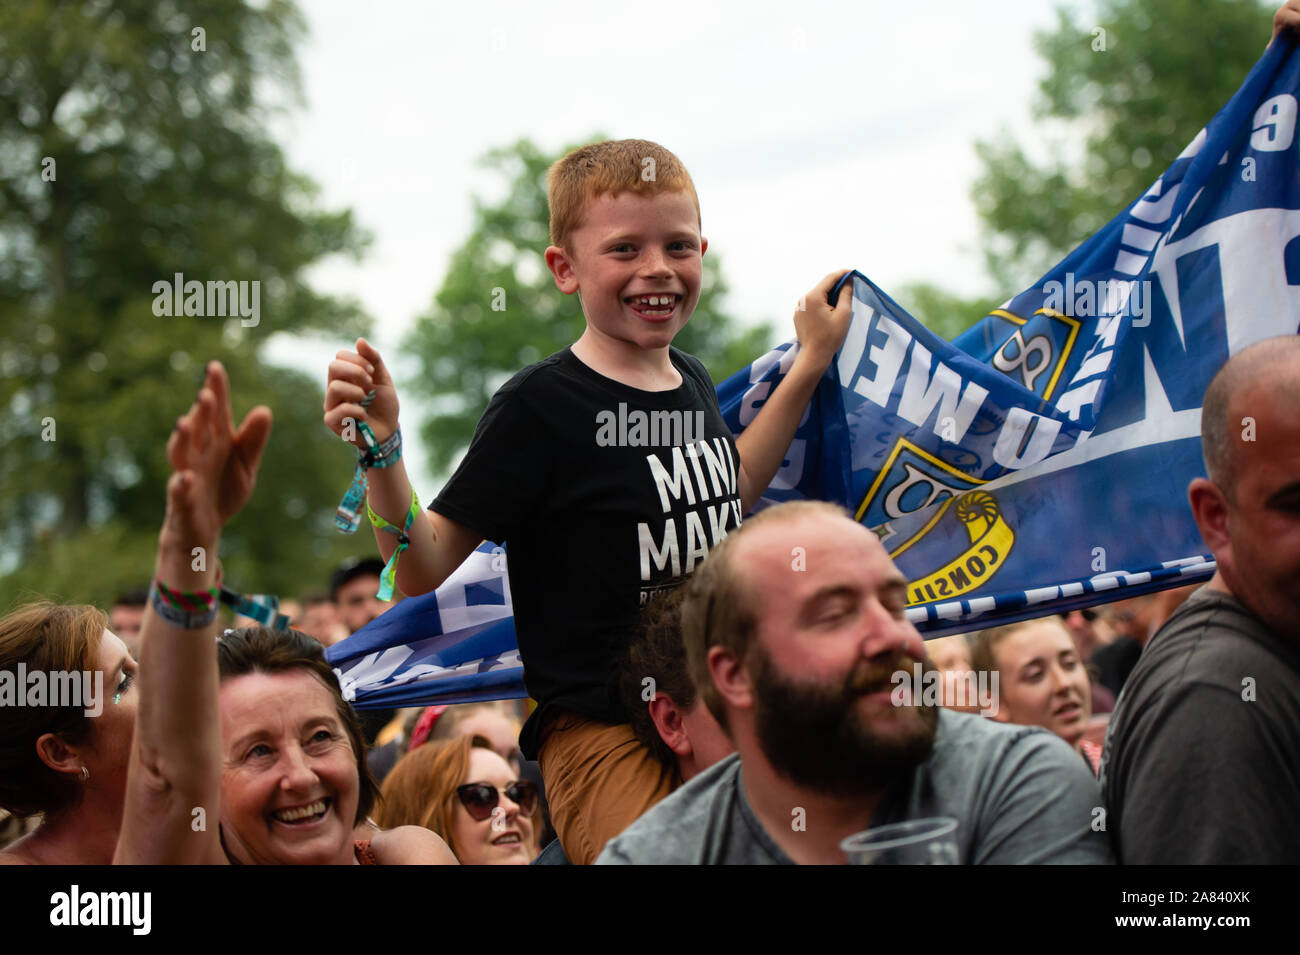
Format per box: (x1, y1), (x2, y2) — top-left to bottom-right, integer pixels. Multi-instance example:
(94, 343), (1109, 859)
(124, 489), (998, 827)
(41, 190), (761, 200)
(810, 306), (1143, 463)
(324, 139), (852, 863)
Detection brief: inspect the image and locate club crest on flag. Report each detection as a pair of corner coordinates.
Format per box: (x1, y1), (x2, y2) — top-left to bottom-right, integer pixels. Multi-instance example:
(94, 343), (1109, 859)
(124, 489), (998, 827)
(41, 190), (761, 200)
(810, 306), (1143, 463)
(903, 491), (1015, 606)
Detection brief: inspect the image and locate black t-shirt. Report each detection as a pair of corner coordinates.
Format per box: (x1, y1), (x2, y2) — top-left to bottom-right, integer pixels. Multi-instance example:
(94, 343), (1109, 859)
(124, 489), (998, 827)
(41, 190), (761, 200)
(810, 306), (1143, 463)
(1091, 635), (1142, 697)
(432, 347), (743, 758)
(1099, 586), (1300, 863)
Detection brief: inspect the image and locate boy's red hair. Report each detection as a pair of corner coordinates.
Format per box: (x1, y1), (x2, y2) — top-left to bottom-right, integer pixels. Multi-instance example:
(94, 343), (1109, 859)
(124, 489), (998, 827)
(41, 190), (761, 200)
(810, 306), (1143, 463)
(546, 139), (701, 251)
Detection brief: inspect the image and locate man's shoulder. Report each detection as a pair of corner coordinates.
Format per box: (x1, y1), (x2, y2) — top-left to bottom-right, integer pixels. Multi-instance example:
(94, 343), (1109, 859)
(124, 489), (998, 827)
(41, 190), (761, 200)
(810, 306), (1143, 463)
(595, 754), (742, 864)
(1101, 590), (1300, 863)
(925, 711), (1110, 864)
(1105, 588), (1300, 770)
(1125, 587), (1298, 699)
(928, 711), (1098, 804)
(931, 707), (1071, 766)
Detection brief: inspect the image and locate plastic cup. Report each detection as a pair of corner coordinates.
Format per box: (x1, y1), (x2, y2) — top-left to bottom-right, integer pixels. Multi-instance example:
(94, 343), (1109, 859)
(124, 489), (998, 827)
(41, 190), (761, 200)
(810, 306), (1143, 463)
(840, 817), (960, 864)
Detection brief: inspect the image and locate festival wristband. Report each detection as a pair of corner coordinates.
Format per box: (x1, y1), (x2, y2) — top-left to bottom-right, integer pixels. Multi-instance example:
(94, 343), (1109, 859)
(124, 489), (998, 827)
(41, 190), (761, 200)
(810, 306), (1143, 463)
(334, 390), (401, 533)
(219, 587), (291, 631)
(150, 579), (220, 630)
(367, 488), (420, 601)
(360, 426), (402, 469)
(335, 461), (368, 533)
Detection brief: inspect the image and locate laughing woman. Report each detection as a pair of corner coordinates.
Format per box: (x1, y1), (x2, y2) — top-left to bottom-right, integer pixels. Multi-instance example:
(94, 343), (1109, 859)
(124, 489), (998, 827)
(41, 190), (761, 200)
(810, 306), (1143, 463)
(115, 361), (454, 865)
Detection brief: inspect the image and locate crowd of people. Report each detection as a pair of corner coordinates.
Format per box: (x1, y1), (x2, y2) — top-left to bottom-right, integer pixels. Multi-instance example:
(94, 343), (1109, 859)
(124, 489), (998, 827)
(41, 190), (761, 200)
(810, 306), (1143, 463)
(2, 4), (1299, 865)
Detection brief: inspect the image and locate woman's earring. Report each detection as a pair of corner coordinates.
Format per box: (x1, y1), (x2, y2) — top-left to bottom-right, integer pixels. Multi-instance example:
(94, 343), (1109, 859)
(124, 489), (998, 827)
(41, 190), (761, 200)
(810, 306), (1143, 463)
(80, 765), (90, 782)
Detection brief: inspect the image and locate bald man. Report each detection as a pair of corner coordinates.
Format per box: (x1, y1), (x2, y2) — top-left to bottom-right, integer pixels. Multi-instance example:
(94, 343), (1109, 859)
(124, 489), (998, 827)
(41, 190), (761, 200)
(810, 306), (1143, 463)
(598, 500), (1110, 864)
(1101, 336), (1300, 863)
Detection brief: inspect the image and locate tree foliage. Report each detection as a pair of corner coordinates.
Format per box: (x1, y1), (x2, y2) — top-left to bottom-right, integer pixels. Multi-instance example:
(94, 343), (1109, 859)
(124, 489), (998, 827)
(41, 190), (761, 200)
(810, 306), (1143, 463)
(895, 282), (1003, 343)
(973, 0), (1273, 290)
(0, 1), (373, 609)
(404, 137), (775, 477)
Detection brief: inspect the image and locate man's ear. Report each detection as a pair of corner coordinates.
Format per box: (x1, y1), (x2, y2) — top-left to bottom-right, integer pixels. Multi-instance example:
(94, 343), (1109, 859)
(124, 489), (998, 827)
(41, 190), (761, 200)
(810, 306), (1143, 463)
(544, 245), (579, 295)
(1189, 477), (1232, 564)
(708, 646), (752, 714)
(34, 732), (84, 778)
(648, 694), (692, 758)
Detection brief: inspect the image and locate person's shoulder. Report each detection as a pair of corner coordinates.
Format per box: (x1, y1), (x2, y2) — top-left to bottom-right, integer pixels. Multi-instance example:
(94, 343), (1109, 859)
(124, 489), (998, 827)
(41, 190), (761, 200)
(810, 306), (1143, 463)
(369, 825), (460, 865)
(595, 754), (740, 864)
(930, 712), (1110, 863)
(494, 349), (573, 399)
(932, 709), (1090, 782)
(932, 706), (1052, 751)
(1127, 587), (1294, 697)
(669, 347), (713, 387)
(1154, 587), (1282, 655)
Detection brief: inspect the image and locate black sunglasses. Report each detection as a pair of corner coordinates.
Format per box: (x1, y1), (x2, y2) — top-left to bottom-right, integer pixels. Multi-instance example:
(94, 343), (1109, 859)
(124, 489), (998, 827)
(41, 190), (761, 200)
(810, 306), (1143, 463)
(456, 780), (539, 821)
(1058, 609), (1098, 622)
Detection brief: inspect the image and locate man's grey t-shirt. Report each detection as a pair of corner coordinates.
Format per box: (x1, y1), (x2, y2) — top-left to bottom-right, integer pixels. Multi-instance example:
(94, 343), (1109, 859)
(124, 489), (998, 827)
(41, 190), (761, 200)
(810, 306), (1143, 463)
(596, 708), (1112, 864)
(1100, 586), (1300, 863)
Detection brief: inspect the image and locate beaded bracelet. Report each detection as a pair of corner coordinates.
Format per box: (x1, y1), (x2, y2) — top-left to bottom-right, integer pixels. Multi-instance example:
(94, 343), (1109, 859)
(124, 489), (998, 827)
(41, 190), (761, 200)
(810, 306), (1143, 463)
(150, 579), (219, 629)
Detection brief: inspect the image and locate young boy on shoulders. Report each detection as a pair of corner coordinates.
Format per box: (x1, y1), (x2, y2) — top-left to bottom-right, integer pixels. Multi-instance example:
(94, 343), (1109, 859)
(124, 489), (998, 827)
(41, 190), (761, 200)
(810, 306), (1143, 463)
(324, 139), (852, 863)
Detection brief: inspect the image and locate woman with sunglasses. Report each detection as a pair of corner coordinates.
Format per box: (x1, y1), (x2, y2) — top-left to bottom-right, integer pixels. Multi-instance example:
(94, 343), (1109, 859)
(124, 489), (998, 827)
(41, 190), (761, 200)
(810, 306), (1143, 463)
(378, 735), (538, 864)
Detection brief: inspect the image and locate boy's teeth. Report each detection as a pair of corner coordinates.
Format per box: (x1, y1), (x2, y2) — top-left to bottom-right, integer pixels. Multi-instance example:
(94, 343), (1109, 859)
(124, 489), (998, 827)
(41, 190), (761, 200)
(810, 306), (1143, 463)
(273, 799), (327, 822)
(634, 295), (674, 306)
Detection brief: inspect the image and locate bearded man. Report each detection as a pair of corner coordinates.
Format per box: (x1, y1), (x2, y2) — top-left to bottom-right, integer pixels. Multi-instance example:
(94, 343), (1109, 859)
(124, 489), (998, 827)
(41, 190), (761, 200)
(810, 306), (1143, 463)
(597, 500), (1111, 864)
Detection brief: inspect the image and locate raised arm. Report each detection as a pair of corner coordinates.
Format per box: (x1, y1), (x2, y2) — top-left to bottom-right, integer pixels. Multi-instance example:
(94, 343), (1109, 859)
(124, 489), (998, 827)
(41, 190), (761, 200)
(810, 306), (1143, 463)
(734, 271), (853, 513)
(323, 338), (482, 597)
(114, 362), (271, 864)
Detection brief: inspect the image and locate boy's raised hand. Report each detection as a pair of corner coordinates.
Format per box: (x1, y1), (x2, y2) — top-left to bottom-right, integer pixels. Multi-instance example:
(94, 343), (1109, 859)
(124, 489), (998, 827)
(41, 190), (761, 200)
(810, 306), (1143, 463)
(793, 270), (855, 372)
(324, 337), (399, 448)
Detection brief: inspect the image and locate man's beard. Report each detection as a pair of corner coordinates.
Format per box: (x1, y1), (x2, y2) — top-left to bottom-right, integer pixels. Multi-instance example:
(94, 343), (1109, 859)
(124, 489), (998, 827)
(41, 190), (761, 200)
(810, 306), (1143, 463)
(750, 645), (940, 796)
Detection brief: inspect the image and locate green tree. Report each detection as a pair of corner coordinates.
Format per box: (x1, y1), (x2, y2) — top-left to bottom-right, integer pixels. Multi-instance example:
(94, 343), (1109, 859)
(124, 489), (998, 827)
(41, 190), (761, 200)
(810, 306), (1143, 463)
(404, 137), (775, 478)
(973, 0), (1273, 290)
(0, 1), (372, 609)
(896, 282), (1002, 342)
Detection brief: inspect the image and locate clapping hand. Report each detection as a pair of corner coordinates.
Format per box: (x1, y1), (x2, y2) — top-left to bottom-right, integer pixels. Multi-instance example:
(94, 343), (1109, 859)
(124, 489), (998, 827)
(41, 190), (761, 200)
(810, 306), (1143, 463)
(162, 361), (272, 548)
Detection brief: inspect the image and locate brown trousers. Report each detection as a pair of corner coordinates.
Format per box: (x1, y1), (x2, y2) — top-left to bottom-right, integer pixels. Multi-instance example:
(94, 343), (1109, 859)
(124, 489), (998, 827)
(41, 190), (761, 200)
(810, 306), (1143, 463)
(537, 711), (678, 865)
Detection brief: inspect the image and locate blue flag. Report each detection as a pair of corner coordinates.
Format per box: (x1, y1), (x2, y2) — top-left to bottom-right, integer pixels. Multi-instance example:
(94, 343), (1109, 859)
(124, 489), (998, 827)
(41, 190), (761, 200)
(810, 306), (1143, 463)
(327, 37), (1300, 708)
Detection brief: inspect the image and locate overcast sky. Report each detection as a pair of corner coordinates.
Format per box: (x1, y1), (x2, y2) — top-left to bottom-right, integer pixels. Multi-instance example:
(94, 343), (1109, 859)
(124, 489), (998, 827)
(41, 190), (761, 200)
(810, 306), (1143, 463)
(264, 0), (1080, 492)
